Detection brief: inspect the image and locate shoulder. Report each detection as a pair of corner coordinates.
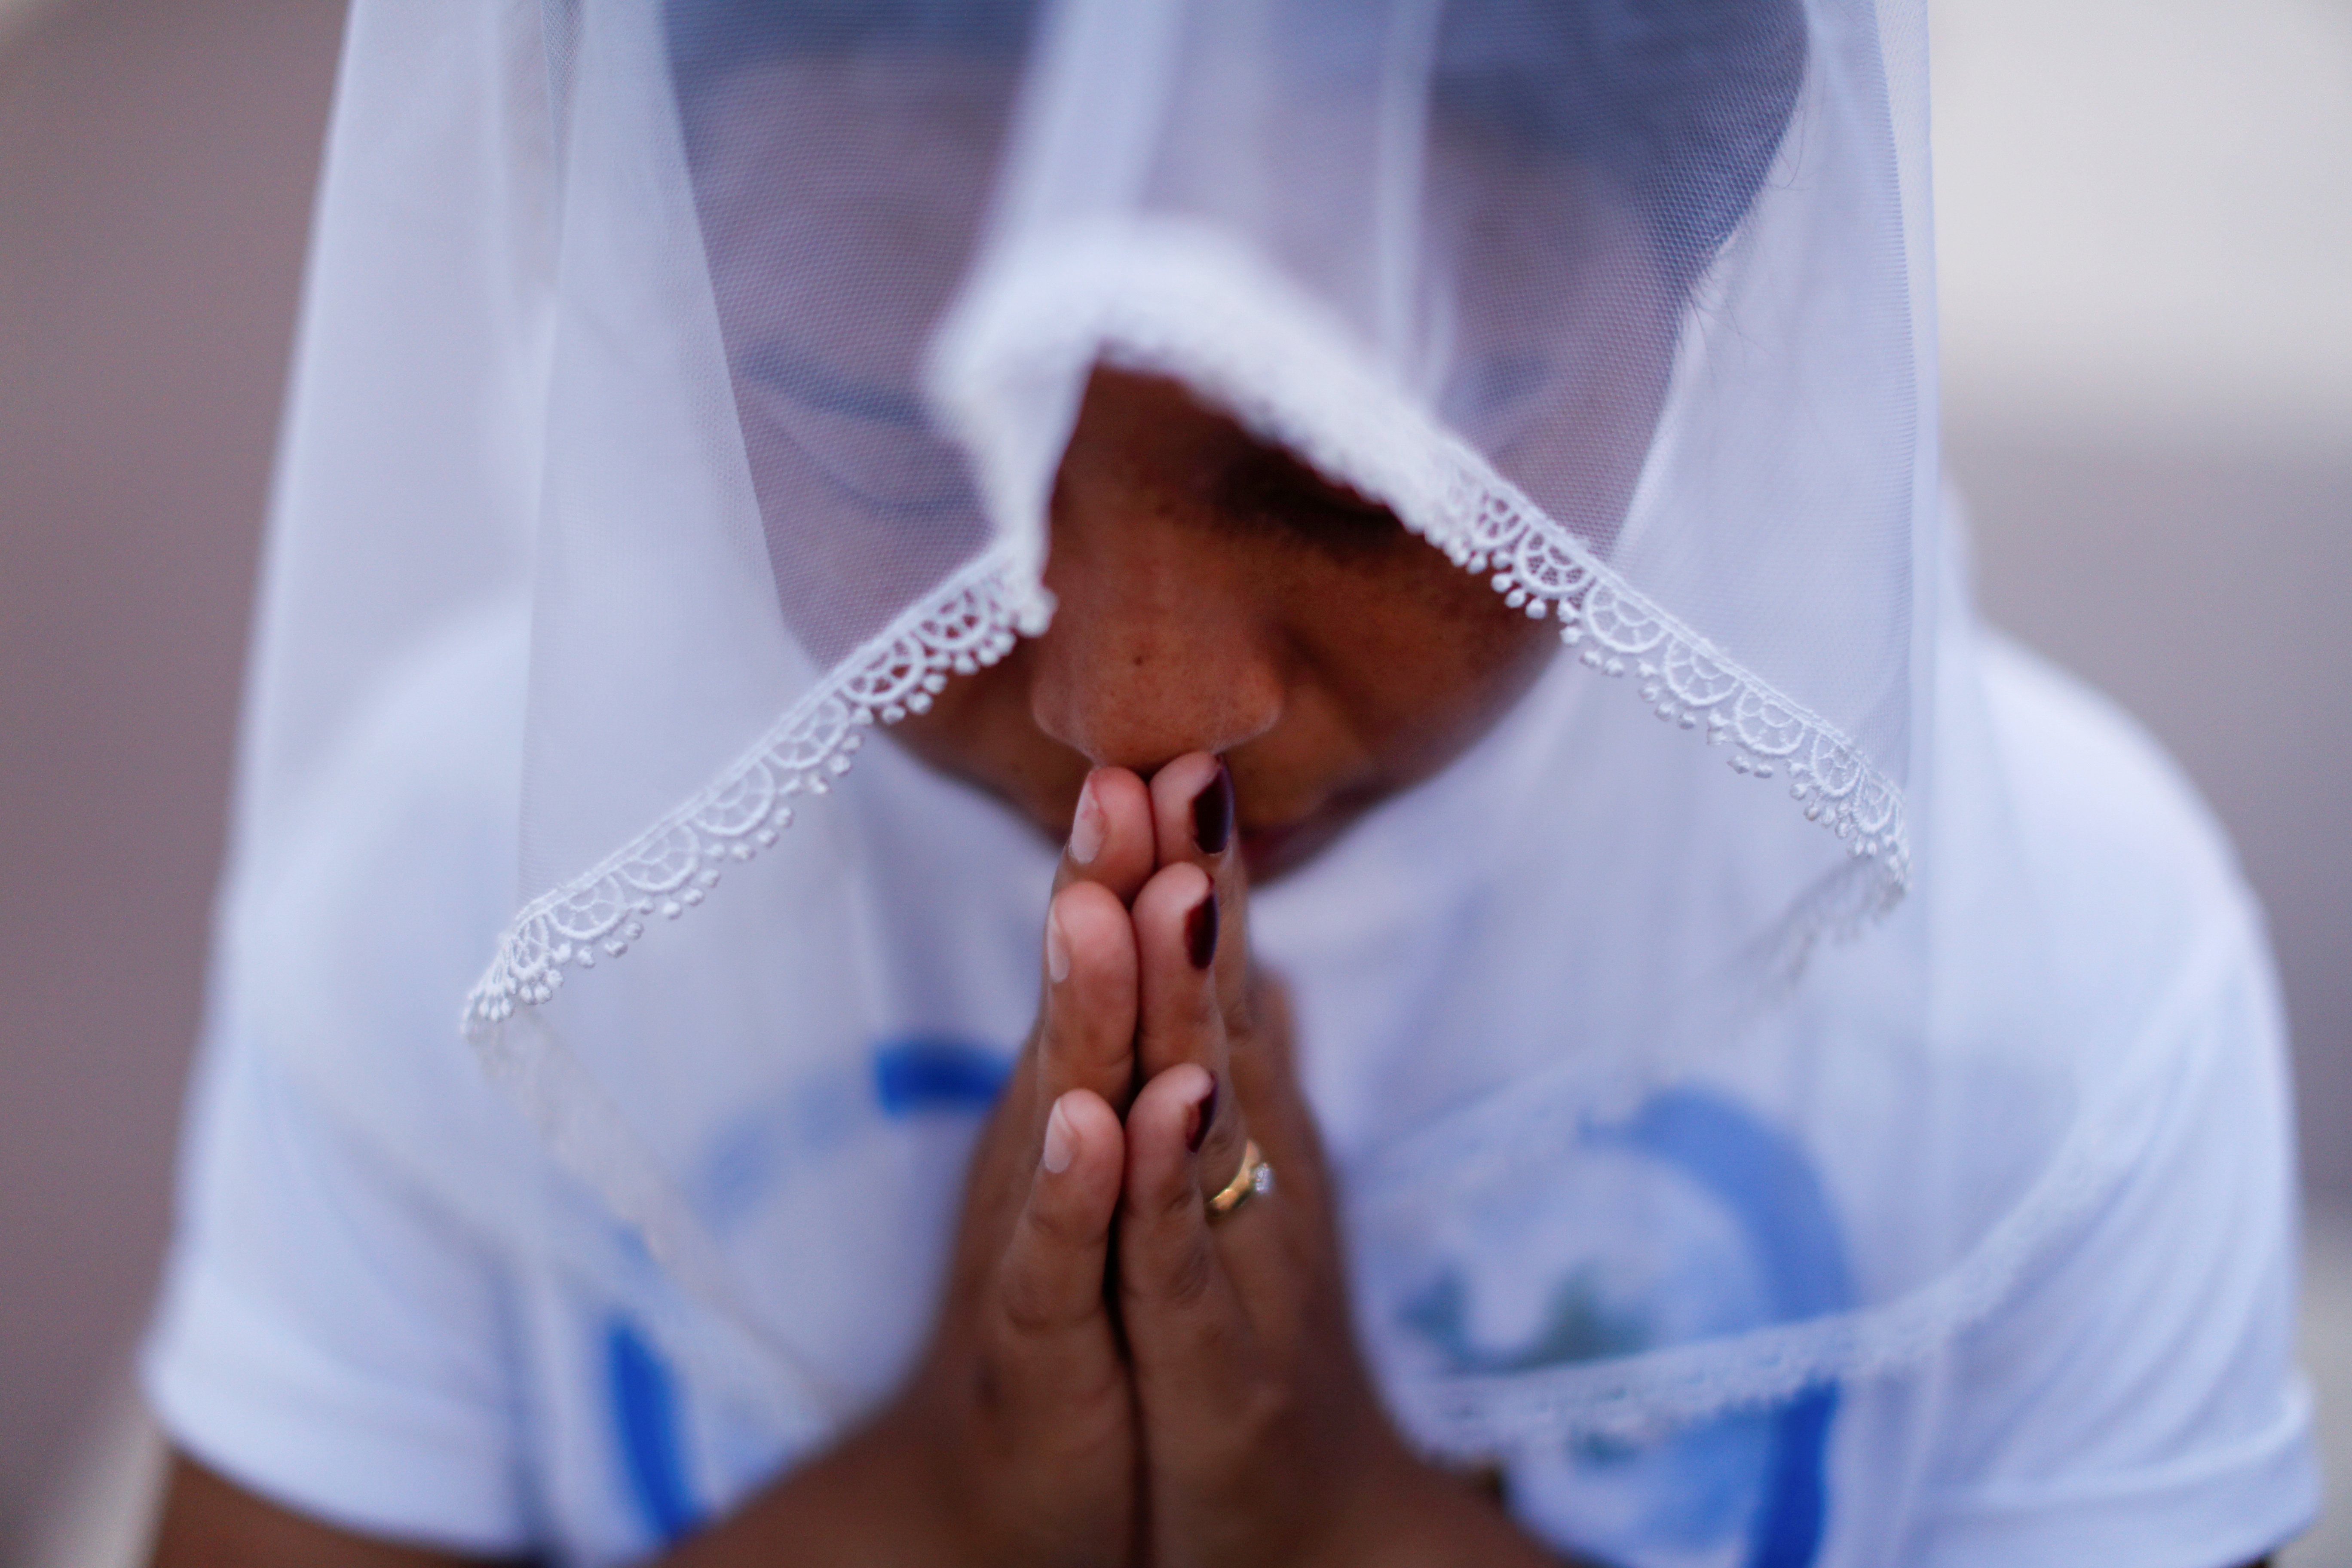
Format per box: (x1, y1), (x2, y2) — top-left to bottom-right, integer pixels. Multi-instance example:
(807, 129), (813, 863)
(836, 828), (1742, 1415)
(233, 599), (528, 997)
(147, 604), (548, 1553)
(1891, 638), (2318, 1563)
(1971, 633), (2261, 1046)
(1978, 634), (2238, 895)
(1979, 631), (2243, 925)
(215, 601), (534, 1204)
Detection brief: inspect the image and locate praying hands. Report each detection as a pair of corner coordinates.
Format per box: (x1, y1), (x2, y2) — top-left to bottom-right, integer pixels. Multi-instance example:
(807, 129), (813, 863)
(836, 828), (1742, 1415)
(703, 755), (1565, 1568)
(151, 756), (1572, 1568)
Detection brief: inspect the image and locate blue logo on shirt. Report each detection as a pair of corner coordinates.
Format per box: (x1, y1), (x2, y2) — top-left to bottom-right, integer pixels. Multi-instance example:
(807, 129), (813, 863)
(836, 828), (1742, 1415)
(606, 1319), (701, 1544)
(611, 1034), (1014, 1544)
(1402, 1087), (1851, 1568)
(872, 1035), (1013, 1116)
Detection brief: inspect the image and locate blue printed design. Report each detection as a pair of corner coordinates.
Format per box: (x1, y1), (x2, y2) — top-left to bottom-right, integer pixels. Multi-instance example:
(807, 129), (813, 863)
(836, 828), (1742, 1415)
(873, 1035), (1013, 1116)
(615, 1038), (1011, 1537)
(1403, 1267), (1648, 1372)
(606, 1318), (702, 1544)
(692, 1035), (1009, 1228)
(1599, 1089), (1850, 1568)
(1404, 1087), (1851, 1568)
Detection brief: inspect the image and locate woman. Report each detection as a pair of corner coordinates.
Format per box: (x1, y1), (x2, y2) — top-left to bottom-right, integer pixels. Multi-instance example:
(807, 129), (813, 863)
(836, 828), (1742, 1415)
(144, 1), (2315, 1564)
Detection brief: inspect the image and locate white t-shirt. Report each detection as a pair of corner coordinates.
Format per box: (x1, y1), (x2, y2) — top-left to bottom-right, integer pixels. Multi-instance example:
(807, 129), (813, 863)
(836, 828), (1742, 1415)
(144, 629), (2319, 1567)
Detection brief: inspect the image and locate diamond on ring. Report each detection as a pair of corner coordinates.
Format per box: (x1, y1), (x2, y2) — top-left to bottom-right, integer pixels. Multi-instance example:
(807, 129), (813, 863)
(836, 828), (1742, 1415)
(1209, 1138), (1272, 1219)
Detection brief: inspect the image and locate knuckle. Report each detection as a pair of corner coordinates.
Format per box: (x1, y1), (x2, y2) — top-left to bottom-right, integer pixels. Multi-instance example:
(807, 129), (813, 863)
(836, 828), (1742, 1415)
(1220, 984), (1259, 1039)
(995, 1258), (1073, 1338)
(1238, 1378), (1298, 1452)
(997, 1207), (1105, 1339)
(1149, 1170), (1200, 1228)
(1158, 1231), (1218, 1308)
(1031, 1186), (1100, 1252)
(967, 1353), (1012, 1421)
(997, 1275), (1066, 1340)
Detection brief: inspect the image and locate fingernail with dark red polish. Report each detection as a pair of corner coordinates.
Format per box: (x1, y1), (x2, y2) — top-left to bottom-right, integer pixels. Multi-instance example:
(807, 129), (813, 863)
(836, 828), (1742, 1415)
(1186, 1079), (1218, 1152)
(1185, 890), (1219, 968)
(1192, 762), (1234, 856)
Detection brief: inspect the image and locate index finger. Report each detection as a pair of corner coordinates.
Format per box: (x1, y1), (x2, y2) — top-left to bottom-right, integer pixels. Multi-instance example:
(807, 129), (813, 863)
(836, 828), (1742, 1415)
(1029, 767), (1155, 1123)
(1053, 766), (1156, 905)
(1147, 754), (1251, 1032)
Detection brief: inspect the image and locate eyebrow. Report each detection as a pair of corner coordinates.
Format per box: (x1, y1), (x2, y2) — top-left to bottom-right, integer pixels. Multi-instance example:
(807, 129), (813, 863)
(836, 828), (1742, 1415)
(737, 342), (931, 429)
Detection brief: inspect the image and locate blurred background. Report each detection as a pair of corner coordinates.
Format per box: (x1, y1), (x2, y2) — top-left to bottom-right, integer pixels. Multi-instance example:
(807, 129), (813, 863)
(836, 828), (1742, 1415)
(0, 0), (2344, 1561)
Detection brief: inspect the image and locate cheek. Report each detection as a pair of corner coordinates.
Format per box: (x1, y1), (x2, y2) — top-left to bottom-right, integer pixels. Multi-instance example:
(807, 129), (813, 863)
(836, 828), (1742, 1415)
(1292, 548), (1559, 773)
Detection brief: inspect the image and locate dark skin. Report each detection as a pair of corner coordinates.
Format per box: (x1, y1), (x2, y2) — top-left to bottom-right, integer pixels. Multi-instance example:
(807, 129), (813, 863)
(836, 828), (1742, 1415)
(148, 372), (2278, 1568)
(893, 371), (1568, 883)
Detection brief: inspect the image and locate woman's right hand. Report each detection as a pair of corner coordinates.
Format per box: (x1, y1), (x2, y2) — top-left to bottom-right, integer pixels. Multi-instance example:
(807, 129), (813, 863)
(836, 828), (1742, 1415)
(909, 763), (1162, 1565)
(723, 767), (1163, 1568)
(150, 776), (1170, 1568)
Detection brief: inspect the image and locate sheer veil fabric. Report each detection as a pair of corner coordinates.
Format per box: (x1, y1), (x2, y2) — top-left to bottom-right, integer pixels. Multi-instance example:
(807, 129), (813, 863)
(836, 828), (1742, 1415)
(218, 0), (2135, 1460)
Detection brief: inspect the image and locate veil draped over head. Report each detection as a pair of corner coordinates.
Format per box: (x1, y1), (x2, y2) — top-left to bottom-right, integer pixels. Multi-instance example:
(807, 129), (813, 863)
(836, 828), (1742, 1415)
(219, 0), (2140, 1470)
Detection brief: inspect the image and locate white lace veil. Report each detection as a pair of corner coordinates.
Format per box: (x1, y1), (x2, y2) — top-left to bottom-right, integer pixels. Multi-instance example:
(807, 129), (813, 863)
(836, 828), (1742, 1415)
(217, 0), (2124, 1461)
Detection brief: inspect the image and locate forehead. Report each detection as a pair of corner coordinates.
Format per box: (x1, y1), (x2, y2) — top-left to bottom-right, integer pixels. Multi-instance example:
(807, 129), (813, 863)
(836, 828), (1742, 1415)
(678, 49), (1652, 347)
(676, 28), (1674, 554)
(676, 52), (1023, 414)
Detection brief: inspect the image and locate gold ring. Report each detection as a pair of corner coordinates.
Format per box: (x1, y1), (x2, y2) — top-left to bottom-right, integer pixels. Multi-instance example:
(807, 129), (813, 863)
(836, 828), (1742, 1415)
(1207, 1138), (1273, 1220)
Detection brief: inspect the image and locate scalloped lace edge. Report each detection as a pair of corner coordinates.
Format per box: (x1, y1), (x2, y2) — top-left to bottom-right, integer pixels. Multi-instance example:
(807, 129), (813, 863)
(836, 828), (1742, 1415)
(1250, 403), (1912, 882)
(941, 220), (1910, 895)
(464, 229), (1912, 1073)
(462, 548), (1036, 1028)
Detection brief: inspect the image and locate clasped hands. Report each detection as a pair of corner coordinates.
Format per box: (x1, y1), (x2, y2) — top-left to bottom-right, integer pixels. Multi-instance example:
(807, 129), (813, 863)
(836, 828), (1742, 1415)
(787, 754), (1554, 1568)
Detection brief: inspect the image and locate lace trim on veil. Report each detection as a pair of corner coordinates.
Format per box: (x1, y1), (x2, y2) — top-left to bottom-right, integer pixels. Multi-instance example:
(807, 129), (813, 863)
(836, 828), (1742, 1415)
(463, 551), (1030, 1026)
(943, 219), (1911, 877)
(465, 222), (1910, 1029)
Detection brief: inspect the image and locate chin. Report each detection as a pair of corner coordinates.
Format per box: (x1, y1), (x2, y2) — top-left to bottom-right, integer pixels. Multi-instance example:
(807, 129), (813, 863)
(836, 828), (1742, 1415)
(1240, 811), (1354, 884)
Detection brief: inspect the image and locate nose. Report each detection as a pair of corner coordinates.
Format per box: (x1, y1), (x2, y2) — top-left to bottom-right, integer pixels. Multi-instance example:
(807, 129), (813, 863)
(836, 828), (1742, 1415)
(1025, 495), (1286, 775)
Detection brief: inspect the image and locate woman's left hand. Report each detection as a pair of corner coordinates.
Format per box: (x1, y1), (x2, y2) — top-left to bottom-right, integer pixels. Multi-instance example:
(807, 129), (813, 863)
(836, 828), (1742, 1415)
(1112, 755), (1564, 1568)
